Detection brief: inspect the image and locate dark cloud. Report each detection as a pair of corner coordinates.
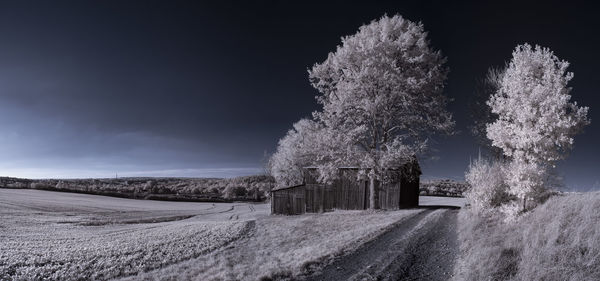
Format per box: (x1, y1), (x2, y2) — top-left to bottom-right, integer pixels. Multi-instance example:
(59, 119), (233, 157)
(0, 1), (598, 188)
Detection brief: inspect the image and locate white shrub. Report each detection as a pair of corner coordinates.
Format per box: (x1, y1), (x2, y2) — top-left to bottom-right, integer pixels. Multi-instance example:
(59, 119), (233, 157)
(464, 158), (511, 214)
(498, 201), (522, 223)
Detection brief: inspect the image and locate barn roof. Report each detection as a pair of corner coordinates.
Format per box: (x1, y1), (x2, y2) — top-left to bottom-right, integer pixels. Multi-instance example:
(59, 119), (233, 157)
(271, 183), (304, 192)
(303, 160), (421, 174)
(302, 155), (421, 171)
(303, 166), (361, 169)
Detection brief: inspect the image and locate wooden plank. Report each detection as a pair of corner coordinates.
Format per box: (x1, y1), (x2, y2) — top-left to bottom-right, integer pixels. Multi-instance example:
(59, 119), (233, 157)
(271, 184), (306, 215)
(283, 167), (420, 214)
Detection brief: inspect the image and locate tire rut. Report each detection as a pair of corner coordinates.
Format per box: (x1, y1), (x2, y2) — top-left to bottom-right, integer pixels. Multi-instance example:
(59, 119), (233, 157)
(303, 208), (458, 281)
(378, 209), (458, 281)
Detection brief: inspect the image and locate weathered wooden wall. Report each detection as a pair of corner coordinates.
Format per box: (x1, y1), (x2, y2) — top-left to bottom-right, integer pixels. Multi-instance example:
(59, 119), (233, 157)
(271, 163), (420, 215)
(336, 169), (368, 210)
(271, 184), (306, 215)
(379, 181), (400, 210)
(305, 184), (336, 213)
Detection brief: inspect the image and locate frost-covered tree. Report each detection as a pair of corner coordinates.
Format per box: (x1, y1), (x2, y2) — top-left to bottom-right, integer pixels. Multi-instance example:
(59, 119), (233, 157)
(268, 119), (324, 187)
(309, 14), (454, 209)
(486, 44), (590, 210)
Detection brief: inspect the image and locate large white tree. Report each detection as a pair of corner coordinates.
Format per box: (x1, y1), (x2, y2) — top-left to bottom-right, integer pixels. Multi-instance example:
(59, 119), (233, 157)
(308, 14), (454, 209)
(268, 118), (348, 187)
(486, 44), (590, 210)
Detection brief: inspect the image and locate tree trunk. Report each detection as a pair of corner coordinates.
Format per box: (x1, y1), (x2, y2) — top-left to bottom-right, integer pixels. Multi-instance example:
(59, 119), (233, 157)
(369, 175), (379, 210)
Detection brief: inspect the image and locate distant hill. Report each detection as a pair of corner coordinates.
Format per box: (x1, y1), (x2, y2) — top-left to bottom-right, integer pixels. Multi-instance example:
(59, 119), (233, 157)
(0, 175), (275, 202)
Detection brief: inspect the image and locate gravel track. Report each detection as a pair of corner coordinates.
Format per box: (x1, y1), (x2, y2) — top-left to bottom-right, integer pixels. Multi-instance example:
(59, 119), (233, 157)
(304, 207), (459, 281)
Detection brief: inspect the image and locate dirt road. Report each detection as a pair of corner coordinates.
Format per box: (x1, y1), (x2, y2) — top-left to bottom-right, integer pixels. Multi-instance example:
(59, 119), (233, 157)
(304, 207), (459, 281)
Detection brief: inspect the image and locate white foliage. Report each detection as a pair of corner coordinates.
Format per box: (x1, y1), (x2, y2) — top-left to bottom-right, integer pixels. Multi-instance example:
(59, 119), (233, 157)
(307, 14), (454, 185)
(502, 159), (546, 203)
(268, 119), (325, 187)
(464, 158), (510, 214)
(486, 43), (590, 204)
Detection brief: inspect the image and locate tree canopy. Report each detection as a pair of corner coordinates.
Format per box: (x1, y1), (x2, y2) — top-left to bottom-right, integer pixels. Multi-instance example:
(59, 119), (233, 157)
(270, 15), (454, 208)
(486, 43), (590, 207)
(308, 15), (453, 182)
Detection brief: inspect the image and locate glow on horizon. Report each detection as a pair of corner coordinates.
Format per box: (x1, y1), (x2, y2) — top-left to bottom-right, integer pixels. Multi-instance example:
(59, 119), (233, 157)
(0, 167), (263, 179)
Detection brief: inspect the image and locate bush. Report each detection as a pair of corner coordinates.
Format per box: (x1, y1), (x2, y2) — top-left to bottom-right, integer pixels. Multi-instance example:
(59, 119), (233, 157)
(464, 158), (511, 214)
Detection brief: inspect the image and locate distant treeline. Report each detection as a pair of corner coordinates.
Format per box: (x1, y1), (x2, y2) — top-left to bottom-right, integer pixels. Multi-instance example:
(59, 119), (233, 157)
(0, 175), (275, 202)
(0, 176), (464, 201)
(419, 179), (468, 197)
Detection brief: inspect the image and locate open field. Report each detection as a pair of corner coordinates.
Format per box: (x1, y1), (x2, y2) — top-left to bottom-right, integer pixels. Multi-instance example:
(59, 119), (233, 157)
(0, 189), (464, 280)
(420, 196), (465, 208)
(420, 179), (469, 197)
(0, 189), (265, 280)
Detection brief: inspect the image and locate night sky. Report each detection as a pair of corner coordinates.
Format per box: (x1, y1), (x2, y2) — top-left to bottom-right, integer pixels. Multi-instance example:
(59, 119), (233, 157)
(0, 1), (598, 189)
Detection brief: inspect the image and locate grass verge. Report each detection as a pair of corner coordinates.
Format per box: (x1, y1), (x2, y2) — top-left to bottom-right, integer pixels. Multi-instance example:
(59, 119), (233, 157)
(454, 192), (600, 280)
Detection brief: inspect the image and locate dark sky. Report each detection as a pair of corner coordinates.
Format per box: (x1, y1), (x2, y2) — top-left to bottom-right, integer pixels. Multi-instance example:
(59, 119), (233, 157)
(0, 1), (598, 189)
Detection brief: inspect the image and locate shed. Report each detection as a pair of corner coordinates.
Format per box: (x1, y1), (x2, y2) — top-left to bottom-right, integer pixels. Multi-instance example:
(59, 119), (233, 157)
(271, 160), (421, 215)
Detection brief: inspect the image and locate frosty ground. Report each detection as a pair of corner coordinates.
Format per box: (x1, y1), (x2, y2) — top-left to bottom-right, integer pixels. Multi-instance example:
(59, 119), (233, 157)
(0, 189), (464, 280)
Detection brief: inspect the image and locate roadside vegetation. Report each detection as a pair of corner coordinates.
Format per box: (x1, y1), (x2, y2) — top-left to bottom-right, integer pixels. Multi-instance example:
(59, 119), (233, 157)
(458, 43), (591, 279)
(454, 192), (600, 280)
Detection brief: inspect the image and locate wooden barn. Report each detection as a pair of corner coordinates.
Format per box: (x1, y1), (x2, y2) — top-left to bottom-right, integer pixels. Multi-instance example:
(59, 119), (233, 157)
(271, 160), (421, 215)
